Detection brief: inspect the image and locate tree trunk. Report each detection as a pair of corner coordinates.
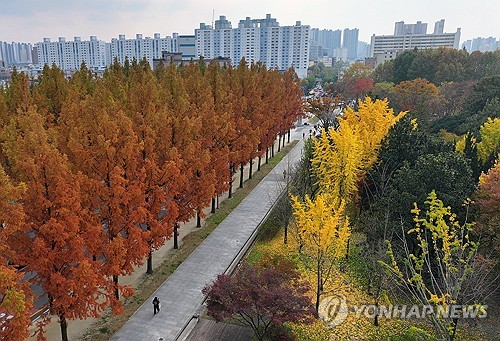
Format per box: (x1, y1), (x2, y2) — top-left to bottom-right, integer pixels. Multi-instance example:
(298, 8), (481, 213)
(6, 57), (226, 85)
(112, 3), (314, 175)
(196, 210), (201, 228)
(288, 129), (291, 143)
(59, 313), (68, 341)
(147, 249), (153, 275)
(271, 144), (275, 158)
(258, 155), (261, 171)
(374, 301), (379, 327)
(316, 260), (321, 313)
(249, 159), (253, 179)
(345, 238), (350, 261)
(239, 163), (244, 188)
(113, 275), (119, 300)
(283, 133), (286, 147)
(450, 305), (461, 340)
(216, 194), (219, 209)
(211, 197), (216, 213)
(229, 165), (233, 198)
(278, 135), (281, 152)
(284, 223), (288, 244)
(265, 148), (269, 164)
(173, 224), (179, 249)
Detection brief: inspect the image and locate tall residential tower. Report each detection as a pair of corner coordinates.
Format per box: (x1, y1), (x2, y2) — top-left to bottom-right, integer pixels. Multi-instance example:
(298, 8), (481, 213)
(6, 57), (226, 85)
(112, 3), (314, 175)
(195, 14), (310, 78)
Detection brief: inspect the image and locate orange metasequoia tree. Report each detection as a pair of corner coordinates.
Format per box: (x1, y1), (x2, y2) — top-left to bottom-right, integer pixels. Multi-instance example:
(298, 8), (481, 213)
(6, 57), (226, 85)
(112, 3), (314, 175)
(2, 106), (108, 341)
(0, 165), (32, 341)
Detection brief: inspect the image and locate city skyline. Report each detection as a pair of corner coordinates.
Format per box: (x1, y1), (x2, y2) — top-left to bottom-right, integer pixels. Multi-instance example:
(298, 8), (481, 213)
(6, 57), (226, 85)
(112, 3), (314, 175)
(1, 0), (499, 44)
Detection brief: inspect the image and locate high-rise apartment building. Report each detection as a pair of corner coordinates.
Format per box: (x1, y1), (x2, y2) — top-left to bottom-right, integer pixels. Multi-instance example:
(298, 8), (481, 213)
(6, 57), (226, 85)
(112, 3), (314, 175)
(310, 28), (341, 57)
(0, 41), (34, 65)
(36, 36), (107, 70)
(370, 20), (461, 62)
(35, 33), (196, 70)
(394, 21), (427, 35)
(342, 28), (359, 60)
(107, 33), (178, 65)
(434, 19), (445, 34)
(195, 14), (310, 78)
(462, 37), (499, 52)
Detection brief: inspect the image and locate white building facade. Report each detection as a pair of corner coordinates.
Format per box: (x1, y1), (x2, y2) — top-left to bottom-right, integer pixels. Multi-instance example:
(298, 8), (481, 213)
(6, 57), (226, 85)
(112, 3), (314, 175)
(35, 33), (196, 70)
(370, 20), (460, 61)
(195, 14), (310, 78)
(36, 36), (107, 70)
(0, 41), (33, 65)
(107, 33), (178, 65)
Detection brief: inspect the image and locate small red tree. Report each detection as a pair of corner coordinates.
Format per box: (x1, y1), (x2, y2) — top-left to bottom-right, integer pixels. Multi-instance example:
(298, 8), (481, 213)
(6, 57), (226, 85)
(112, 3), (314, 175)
(202, 256), (315, 341)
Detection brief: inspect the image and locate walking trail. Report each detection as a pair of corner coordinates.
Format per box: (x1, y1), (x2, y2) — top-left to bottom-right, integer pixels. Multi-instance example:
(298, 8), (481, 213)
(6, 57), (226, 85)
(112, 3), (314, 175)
(111, 128), (307, 341)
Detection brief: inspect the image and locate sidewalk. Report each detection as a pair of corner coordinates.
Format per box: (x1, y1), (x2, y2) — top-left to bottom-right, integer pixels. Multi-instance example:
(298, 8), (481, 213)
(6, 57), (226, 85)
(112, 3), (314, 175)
(111, 129), (307, 341)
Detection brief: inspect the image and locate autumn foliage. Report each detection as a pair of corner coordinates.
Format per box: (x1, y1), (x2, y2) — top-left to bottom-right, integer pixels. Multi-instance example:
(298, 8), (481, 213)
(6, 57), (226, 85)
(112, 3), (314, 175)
(203, 255), (315, 341)
(0, 60), (303, 339)
(312, 97), (405, 202)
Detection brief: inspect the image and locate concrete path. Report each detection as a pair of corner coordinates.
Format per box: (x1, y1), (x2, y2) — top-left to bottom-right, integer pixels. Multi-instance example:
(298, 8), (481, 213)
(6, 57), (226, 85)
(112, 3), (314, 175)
(111, 127), (309, 341)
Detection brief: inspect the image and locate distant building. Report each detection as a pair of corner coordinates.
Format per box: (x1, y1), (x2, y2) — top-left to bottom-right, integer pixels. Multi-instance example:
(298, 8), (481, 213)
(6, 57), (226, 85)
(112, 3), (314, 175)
(394, 21), (427, 35)
(107, 33), (177, 66)
(195, 14), (310, 78)
(36, 36), (107, 70)
(370, 19), (461, 64)
(309, 41), (327, 61)
(357, 41), (371, 59)
(462, 37), (500, 52)
(0, 41), (33, 65)
(434, 19), (445, 34)
(178, 35), (196, 60)
(34, 33), (196, 71)
(152, 51), (231, 69)
(310, 28), (342, 57)
(320, 56), (333, 67)
(343, 28), (359, 60)
(333, 47), (348, 61)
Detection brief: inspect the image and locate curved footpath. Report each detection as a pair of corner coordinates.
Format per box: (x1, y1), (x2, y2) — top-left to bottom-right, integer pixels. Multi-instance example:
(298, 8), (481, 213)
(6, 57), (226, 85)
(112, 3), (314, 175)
(111, 128), (308, 341)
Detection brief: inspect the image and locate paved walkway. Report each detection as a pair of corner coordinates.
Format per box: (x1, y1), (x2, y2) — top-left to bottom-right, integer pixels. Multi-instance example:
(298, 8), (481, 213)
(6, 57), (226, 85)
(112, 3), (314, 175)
(111, 127), (308, 341)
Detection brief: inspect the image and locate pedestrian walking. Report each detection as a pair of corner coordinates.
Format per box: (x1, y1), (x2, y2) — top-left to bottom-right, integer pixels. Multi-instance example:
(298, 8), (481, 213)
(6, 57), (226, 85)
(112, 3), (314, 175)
(153, 296), (160, 315)
(283, 169), (287, 179)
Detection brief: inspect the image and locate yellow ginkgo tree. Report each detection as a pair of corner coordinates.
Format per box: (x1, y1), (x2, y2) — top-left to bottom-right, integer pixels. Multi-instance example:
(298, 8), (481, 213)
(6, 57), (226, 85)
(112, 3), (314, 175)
(312, 97), (404, 204)
(382, 191), (487, 341)
(477, 117), (500, 164)
(291, 193), (351, 312)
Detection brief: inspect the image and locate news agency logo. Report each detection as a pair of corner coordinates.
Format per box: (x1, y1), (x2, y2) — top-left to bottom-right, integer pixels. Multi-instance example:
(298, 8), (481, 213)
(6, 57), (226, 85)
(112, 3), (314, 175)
(318, 295), (487, 327)
(318, 295), (349, 327)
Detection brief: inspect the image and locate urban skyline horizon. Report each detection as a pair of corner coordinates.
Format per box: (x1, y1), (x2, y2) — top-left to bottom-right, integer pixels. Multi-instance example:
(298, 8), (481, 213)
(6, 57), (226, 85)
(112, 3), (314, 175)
(1, 17), (496, 47)
(1, 0), (499, 45)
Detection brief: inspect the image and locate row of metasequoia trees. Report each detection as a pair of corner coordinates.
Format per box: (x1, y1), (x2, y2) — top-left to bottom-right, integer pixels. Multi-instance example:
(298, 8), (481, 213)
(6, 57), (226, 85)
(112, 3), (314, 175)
(0, 58), (303, 340)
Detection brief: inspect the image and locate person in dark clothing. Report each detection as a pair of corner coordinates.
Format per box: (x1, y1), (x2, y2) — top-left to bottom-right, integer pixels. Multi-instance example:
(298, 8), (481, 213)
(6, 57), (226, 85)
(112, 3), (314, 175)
(153, 296), (160, 315)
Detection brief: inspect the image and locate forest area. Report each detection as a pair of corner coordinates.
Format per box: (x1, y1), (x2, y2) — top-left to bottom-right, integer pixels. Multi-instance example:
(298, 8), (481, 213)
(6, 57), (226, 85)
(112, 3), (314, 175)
(203, 48), (500, 340)
(0, 58), (304, 341)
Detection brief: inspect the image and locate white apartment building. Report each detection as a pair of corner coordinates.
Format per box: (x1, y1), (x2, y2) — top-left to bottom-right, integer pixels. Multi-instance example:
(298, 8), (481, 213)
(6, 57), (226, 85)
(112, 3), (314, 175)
(36, 36), (107, 70)
(35, 34), (196, 71)
(0, 41), (33, 65)
(195, 14), (310, 78)
(107, 33), (178, 65)
(370, 20), (460, 61)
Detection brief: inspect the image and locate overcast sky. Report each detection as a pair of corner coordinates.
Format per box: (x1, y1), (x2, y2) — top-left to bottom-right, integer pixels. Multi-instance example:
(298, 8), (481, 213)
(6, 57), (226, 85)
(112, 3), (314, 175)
(1, 0), (499, 44)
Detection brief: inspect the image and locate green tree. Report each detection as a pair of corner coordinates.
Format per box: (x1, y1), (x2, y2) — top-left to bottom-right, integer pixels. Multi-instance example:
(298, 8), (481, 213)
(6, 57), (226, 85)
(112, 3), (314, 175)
(388, 151), (474, 224)
(462, 75), (500, 116)
(393, 49), (418, 83)
(383, 191), (487, 341)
